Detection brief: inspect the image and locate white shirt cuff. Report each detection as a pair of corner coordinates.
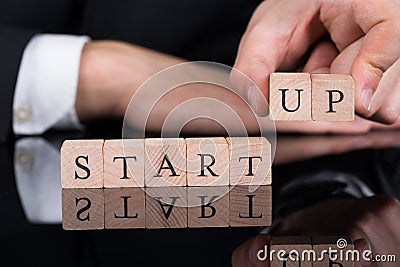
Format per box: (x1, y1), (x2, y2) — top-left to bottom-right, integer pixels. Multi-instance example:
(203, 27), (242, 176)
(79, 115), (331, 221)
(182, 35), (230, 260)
(13, 34), (90, 135)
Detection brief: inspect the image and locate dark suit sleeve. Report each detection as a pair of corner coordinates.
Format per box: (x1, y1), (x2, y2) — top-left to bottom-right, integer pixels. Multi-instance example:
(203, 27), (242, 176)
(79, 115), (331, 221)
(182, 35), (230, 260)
(0, 25), (37, 143)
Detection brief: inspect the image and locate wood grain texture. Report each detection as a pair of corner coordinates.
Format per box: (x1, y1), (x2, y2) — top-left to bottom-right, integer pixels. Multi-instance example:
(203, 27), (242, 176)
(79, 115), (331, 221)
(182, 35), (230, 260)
(188, 186), (229, 228)
(311, 74), (355, 121)
(312, 236), (354, 267)
(145, 187), (187, 229)
(229, 185), (272, 227)
(270, 73), (312, 121)
(186, 137), (229, 186)
(104, 188), (145, 229)
(226, 137), (272, 186)
(144, 138), (187, 187)
(104, 139), (144, 188)
(62, 188), (104, 230)
(61, 139), (104, 188)
(270, 236), (312, 267)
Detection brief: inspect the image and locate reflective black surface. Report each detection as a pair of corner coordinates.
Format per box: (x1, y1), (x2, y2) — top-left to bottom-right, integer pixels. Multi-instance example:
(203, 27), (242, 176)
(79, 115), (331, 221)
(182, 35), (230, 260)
(2, 125), (400, 266)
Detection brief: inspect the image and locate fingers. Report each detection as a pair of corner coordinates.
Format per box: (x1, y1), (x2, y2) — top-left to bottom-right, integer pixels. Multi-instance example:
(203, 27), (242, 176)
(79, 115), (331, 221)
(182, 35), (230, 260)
(232, 234), (270, 267)
(370, 58), (400, 123)
(350, 1), (400, 122)
(302, 41), (338, 73)
(233, 0), (325, 115)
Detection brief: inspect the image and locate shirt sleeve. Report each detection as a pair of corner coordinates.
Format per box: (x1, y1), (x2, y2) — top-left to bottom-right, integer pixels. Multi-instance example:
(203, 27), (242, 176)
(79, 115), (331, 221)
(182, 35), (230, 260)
(13, 34), (90, 135)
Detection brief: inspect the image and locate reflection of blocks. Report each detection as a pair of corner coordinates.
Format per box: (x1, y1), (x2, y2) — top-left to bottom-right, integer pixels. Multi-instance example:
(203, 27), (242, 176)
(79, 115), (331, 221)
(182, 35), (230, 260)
(311, 74), (355, 121)
(270, 236), (312, 267)
(104, 139), (144, 188)
(104, 188), (145, 229)
(188, 186), (229, 228)
(227, 137), (271, 186)
(186, 137), (229, 186)
(312, 236), (354, 267)
(61, 140), (104, 188)
(270, 73), (312, 121)
(61, 137), (273, 229)
(62, 188), (104, 230)
(144, 138), (187, 187)
(229, 185), (272, 227)
(145, 187), (188, 229)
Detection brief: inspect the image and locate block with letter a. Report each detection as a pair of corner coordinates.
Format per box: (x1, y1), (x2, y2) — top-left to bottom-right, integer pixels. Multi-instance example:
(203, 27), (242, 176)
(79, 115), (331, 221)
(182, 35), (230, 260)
(144, 138), (187, 187)
(145, 187), (188, 229)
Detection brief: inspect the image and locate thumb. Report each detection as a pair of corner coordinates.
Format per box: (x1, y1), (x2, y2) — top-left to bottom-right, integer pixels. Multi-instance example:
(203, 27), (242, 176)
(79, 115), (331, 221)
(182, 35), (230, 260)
(351, 11), (400, 119)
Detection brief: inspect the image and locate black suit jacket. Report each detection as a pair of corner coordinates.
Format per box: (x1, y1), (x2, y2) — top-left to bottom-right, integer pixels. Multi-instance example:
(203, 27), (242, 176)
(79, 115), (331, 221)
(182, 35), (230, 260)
(0, 0), (260, 142)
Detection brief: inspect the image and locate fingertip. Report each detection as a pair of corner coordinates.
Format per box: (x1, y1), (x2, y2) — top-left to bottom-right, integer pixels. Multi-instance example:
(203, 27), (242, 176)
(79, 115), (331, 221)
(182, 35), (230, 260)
(230, 62), (271, 117)
(351, 57), (383, 117)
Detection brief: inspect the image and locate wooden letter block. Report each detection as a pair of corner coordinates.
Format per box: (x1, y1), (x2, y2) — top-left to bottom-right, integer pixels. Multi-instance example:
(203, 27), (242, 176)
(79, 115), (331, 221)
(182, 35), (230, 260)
(62, 188), (104, 230)
(104, 139), (144, 188)
(270, 73), (312, 120)
(188, 186), (229, 228)
(145, 187), (187, 229)
(312, 74), (355, 121)
(144, 138), (186, 187)
(104, 188), (145, 229)
(61, 140), (104, 188)
(186, 137), (229, 186)
(229, 185), (272, 227)
(270, 236), (312, 267)
(227, 137), (272, 186)
(312, 236), (354, 267)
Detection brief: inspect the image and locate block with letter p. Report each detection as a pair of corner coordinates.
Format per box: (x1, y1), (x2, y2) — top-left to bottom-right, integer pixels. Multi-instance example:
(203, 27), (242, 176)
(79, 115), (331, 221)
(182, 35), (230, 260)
(312, 74), (355, 121)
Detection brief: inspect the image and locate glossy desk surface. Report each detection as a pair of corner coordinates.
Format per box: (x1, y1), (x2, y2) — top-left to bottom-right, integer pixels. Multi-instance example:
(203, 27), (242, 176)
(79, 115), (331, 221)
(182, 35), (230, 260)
(2, 125), (399, 266)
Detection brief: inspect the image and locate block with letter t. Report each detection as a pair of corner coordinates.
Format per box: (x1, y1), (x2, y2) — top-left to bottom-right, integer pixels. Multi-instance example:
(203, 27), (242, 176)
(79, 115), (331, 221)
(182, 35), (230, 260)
(229, 185), (272, 227)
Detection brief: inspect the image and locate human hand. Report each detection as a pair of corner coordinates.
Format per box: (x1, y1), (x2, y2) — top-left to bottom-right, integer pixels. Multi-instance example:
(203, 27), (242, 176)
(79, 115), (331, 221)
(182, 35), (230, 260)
(232, 196), (400, 266)
(75, 40), (183, 122)
(234, 0), (400, 124)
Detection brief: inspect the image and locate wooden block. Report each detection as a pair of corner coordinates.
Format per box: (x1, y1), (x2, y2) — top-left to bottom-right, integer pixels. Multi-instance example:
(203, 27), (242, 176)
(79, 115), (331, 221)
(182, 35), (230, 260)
(104, 188), (145, 229)
(229, 185), (272, 227)
(145, 187), (187, 228)
(104, 139), (144, 188)
(188, 186), (229, 228)
(186, 137), (229, 186)
(227, 137), (272, 186)
(312, 236), (354, 267)
(144, 138), (186, 187)
(270, 236), (312, 267)
(311, 74), (355, 121)
(61, 139), (104, 188)
(62, 188), (104, 230)
(270, 73), (312, 120)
